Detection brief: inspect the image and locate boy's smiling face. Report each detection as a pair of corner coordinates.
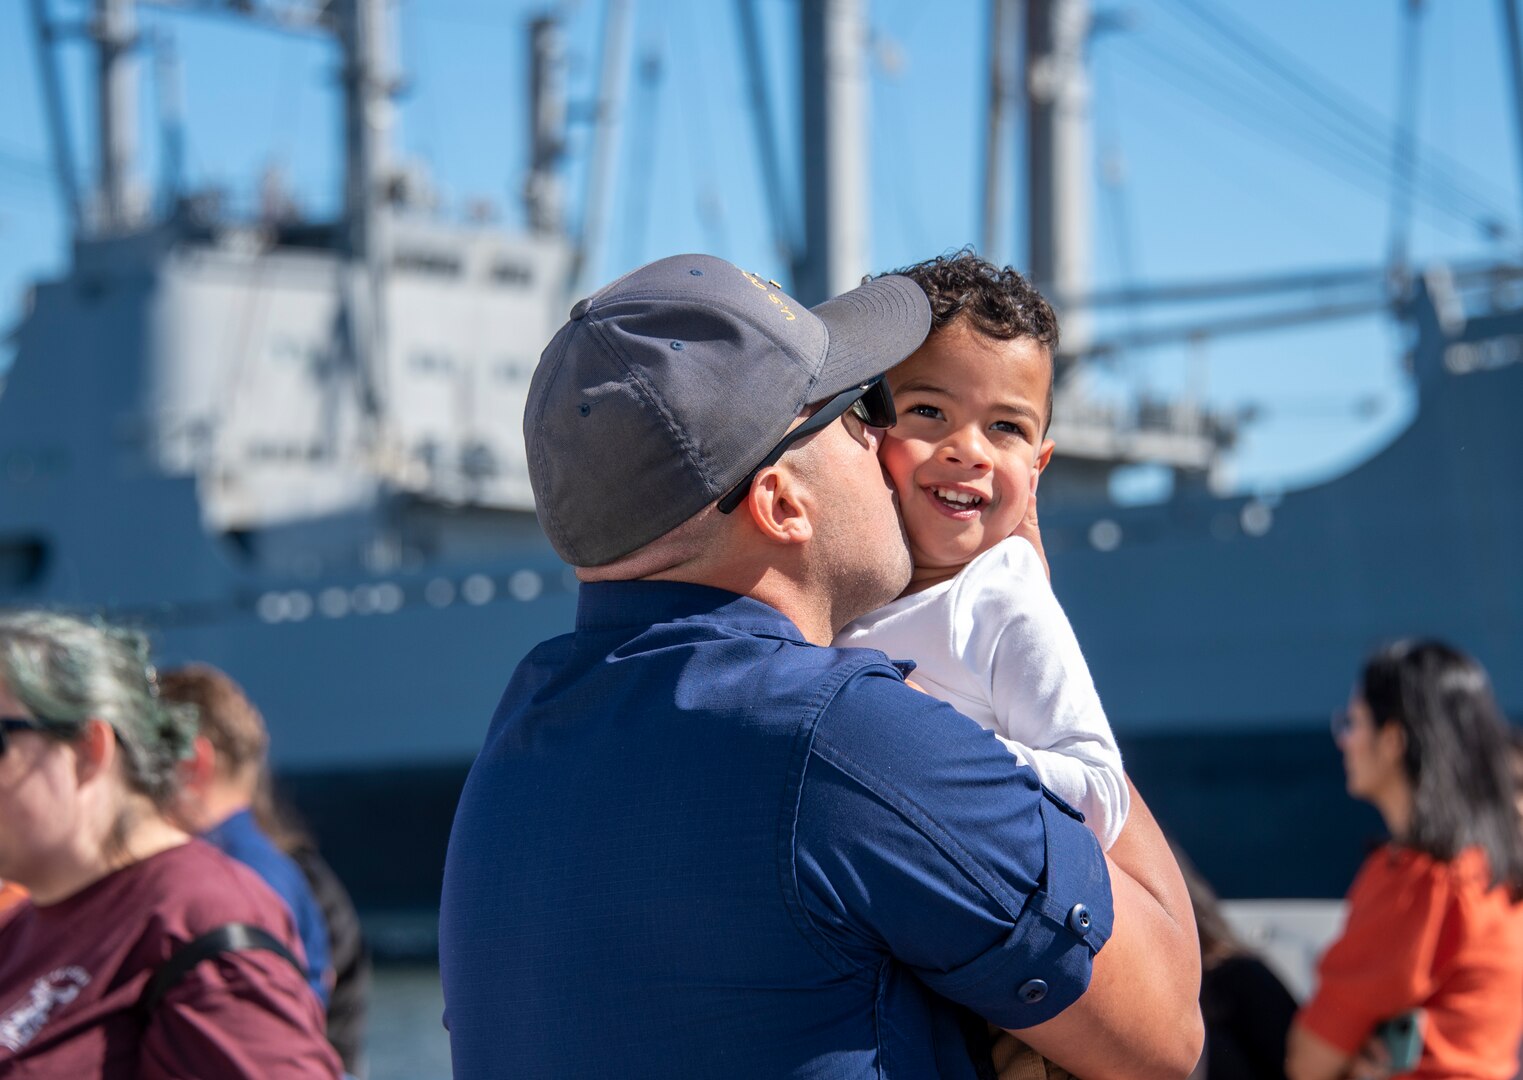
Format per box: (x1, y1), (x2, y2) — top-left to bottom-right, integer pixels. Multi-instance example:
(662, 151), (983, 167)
(881, 319), (1056, 593)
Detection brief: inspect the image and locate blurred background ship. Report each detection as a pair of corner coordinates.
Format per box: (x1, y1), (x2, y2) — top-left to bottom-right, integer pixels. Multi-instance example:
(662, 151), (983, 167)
(0, 0), (1519, 960)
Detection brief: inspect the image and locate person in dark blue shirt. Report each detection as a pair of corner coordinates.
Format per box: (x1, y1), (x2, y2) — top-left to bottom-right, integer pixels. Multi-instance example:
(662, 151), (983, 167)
(160, 664), (333, 1009)
(440, 255), (1203, 1079)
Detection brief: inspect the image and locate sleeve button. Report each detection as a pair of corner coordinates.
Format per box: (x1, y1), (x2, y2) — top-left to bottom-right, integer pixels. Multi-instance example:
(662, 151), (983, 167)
(1017, 978), (1048, 1004)
(1066, 903), (1091, 933)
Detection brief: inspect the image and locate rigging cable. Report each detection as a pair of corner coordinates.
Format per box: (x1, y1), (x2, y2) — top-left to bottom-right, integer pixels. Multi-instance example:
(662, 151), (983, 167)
(1159, 0), (1511, 233)
(734, 0), (799, 278)
(618, 39), (663, 271)
(1109, 36), (1485, 240)
(674, 3), (730, 257)
(25, 0), (82, 232)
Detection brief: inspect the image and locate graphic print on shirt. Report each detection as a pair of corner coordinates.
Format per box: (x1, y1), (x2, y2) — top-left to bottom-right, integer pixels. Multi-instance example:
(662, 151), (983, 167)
(0, 967), (91, 1052)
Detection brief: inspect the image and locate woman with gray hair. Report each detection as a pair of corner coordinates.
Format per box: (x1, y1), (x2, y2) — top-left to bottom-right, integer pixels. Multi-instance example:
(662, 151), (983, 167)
(0, 610), (341, 1079)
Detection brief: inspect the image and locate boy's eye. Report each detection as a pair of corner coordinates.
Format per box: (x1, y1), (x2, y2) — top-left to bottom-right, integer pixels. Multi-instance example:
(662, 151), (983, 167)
(906, 404), (943, 420)
(991, 420), (1032, 440)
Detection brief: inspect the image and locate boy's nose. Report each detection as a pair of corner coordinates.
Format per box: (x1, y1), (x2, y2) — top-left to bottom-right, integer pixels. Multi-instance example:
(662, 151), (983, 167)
(939, 433), (992, 470)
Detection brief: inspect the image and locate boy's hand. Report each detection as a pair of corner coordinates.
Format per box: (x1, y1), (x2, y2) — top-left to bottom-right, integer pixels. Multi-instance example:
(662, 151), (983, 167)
(1013, 493), (1050, 582)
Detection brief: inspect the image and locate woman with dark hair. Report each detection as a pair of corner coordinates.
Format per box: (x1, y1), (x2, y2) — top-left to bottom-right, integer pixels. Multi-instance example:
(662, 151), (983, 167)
(0, 610), (341, 1079)
(1287, 640), (1523, 1080)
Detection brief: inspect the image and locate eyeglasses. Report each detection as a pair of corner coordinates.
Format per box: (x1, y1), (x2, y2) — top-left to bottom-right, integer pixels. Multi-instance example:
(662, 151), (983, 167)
(717, 375), (898, 514)
(1330, 710), (1352, 741)
(0, 717), (43, 757)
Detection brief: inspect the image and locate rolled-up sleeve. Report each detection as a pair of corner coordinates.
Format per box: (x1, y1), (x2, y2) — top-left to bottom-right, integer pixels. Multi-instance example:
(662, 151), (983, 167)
(792, 670), (1113, 1031)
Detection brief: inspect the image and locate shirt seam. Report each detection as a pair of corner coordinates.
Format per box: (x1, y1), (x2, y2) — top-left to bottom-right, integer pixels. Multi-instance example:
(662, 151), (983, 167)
(779, 656), (909, 980)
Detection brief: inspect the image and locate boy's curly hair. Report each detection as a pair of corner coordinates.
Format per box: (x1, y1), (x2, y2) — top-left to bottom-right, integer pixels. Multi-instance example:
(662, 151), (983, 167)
(879, 248), (1059, 432)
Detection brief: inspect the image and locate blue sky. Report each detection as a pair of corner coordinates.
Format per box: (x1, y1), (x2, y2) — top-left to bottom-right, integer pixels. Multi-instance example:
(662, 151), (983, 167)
(0, 0), (1516, 492)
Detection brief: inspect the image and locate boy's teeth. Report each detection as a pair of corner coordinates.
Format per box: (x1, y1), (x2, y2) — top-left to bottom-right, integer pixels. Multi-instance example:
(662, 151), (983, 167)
(932, 487), (983, 506)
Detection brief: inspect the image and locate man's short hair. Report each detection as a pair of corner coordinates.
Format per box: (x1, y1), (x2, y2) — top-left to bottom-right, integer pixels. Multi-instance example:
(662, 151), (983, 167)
(881, 250), (1060, 431)
(158, 664), (268, 775)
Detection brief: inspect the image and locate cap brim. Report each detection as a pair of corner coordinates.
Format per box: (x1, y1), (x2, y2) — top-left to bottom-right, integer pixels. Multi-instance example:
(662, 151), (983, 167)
(810, 275), (932, 397)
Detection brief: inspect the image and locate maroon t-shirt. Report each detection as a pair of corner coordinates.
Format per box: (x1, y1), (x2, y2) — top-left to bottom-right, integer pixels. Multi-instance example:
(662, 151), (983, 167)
(0, 839), (342, 1079)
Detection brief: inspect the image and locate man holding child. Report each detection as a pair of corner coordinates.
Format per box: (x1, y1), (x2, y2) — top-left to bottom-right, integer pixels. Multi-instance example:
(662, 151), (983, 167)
(440, 253), (1203, 1078)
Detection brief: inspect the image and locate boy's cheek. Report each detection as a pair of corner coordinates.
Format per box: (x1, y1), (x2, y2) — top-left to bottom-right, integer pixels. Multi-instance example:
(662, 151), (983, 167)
(875, 431), (907, 463)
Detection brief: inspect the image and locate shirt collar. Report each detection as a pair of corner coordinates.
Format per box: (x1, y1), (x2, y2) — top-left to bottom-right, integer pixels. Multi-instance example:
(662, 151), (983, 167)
(575, 580), (811, 645)
(204, 806), (256, 844)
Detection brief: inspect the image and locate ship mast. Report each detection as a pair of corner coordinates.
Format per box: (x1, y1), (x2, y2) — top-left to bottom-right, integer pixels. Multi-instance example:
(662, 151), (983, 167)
(1025, 0), (1092, 368)
(982, 0), (1019, 264)
(796, 0), (868, 305)
(333, 0), (395, 430)
(338, 0), (392, 266)
(95, 0), (140, 233)
(525, 14), (568, 237)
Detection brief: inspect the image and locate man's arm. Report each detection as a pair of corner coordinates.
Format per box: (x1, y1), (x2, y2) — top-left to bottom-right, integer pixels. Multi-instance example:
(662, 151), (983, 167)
(1012, 779), (1203, 1080)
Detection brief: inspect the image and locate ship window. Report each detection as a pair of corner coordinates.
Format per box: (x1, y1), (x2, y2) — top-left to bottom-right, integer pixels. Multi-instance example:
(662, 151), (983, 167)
(495, 359), (533, 383)
(0, 537), (49, 590)
(411, 353), (455, 375)
(394, 250), (462, 277)
(491, 263), (532, 286)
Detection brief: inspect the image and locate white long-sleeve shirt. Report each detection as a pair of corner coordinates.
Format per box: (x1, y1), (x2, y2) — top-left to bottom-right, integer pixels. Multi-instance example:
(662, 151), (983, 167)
(835, 536), (1128, 849)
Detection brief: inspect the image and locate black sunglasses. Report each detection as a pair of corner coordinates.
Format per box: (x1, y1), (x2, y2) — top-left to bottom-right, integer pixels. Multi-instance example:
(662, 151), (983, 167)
(0, 717), (43, 757)
(717, 376), (897, 515)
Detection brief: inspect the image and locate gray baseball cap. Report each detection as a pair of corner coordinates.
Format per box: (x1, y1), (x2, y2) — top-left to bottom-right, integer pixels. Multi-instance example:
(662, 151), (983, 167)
(524, 254), (932, 567)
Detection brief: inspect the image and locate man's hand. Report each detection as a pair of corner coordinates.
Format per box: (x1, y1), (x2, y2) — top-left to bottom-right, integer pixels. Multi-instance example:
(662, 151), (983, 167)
(1013, 491), (1050, 582)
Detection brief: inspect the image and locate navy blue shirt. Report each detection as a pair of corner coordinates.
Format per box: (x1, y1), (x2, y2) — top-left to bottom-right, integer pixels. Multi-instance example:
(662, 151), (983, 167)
(204, 807), (332, 1007)
(440, 582), (1112, 1078)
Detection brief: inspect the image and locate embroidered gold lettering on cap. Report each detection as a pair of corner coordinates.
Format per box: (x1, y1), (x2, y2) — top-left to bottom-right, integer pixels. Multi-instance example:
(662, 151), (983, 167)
(740, 270), (797, 321)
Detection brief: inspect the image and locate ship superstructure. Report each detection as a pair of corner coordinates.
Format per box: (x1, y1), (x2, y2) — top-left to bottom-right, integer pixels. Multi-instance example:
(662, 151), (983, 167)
(2, 0), (578, 779)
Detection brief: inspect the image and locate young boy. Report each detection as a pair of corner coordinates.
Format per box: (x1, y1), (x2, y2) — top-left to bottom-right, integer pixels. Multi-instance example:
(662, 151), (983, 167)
(835, 252), (1128, 851)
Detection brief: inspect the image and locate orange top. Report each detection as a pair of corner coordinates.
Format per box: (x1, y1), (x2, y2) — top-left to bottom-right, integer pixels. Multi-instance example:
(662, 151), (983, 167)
(1298, 845), (1523, 1080)
(0, 881), (26, 919)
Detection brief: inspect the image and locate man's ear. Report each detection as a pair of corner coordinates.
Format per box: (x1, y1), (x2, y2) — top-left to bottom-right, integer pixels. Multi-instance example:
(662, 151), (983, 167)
(745, 465), (815, 546)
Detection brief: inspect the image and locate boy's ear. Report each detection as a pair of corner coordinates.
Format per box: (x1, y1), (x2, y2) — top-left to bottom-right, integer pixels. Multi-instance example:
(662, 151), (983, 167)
(745, 465), (815, 547)
(1033, 438), (1056, 486)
